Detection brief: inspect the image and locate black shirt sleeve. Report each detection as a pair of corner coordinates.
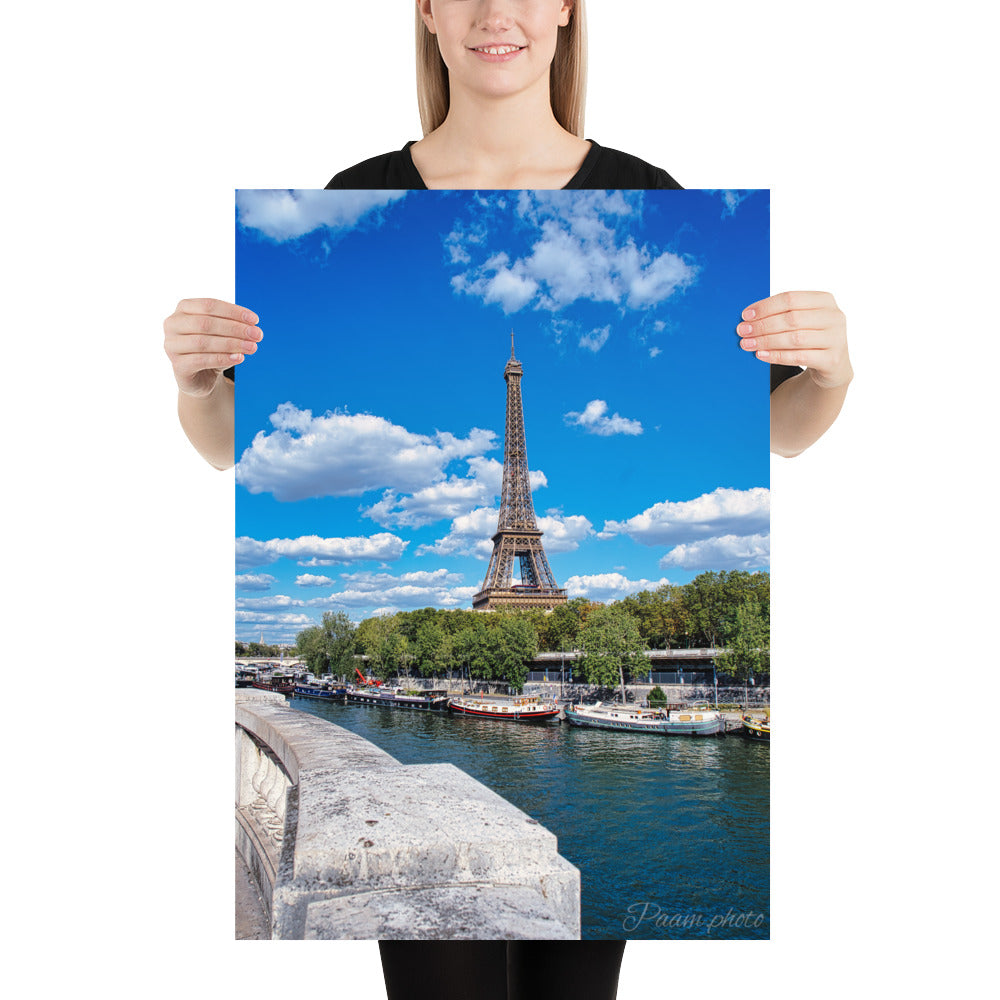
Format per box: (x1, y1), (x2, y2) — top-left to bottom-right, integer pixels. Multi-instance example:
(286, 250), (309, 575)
(326, 144), (426, 190)
(770, 364), (802, 392)
(567, 143), (683, 190)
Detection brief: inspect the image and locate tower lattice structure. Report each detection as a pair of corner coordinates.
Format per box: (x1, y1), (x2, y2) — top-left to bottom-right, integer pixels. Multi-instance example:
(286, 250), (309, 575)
(472, 336), (567, 612)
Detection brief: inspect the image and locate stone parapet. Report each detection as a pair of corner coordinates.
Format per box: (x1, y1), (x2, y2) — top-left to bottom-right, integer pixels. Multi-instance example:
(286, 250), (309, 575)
(235, 691), (580, 940)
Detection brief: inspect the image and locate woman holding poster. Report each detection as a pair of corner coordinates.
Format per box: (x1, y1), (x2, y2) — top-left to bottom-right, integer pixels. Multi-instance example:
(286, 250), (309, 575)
(167, 2), (850, 996)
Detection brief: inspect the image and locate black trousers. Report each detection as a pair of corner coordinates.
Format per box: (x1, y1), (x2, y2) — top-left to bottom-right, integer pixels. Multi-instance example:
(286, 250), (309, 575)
(379, 941), (627, 1000)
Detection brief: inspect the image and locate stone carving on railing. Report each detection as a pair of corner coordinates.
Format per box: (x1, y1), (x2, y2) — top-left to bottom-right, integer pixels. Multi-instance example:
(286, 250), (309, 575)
(241, 732), (290, 854)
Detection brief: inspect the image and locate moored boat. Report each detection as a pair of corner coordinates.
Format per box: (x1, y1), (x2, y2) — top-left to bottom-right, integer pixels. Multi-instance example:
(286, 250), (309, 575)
(741, 713), (770, 741)
(564, 700), (724, 736)
(563, 701), (669, 733)
(252, 672), (295, 695)
(347, 685), (450, 710)
(449, 694), (559, 721)
(293, 681), (347, 701)
(235, 667), (257, 688)
(662, 703), (725, 736)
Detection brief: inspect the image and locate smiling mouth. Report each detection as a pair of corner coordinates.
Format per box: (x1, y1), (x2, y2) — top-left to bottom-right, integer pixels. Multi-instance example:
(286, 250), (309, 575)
(470, 44), (526, 56)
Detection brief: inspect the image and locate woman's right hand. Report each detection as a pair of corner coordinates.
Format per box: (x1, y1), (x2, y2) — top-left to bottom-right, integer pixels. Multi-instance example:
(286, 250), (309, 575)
(163, 298), (262, 397)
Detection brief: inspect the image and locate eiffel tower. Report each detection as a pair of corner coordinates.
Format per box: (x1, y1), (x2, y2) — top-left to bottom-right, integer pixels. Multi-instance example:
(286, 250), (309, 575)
(472, 335), (567, 612)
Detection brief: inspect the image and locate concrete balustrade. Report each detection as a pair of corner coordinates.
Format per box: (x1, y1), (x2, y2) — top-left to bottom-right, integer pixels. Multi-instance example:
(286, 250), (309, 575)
(236, 690), (580, 939)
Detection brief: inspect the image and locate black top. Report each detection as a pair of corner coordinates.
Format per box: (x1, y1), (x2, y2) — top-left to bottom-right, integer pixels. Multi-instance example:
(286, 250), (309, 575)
(326, 139), (682, 191)
(227, 144), (799, 393)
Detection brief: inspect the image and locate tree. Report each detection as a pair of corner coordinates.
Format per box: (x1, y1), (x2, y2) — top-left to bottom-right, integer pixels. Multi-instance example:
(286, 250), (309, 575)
(717, 594), (770, 688)
(490, 613), (539, 693)
(681, 571), (769, 649)
(358, 613), (406, 681)
(415, 618), (454, 679)
(454, 617), (494, 684)
(295, 625), (328, 675)
(578, 603), (646, 699)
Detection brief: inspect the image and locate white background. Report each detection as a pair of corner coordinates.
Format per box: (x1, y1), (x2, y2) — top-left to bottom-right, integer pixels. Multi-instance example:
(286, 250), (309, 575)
(5, 1), (993, 994)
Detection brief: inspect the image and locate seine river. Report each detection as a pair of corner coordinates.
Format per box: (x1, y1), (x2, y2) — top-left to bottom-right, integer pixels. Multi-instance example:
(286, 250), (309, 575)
(291, 696), (769, 940)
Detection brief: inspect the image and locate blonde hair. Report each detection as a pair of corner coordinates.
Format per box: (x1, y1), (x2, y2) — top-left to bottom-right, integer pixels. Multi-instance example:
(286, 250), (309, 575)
(415, 1), (588, 137)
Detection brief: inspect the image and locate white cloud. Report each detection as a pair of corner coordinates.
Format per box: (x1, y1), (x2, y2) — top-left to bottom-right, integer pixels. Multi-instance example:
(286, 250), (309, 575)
(361, 455), (547, 529)
(295, 574), (335, 588)
(564, 399), (643, 437)
(658, 533), (770, 571)
(535, 512), (595, 552)
(236, 594), (305, 611)
(649, 347), (662, 358)
(236, 189), (407, 241)
(235, 403), (496, 503)
(416, 506), (500, 560)
(564, 572), (673, 602)
(235, 574), (276, 591)
(235, 533), (407, 571)
(303, 568), (477, 612)
(710, 190), (753, 217)
(235, 610), (313, 626)
(599, 487), (770, 545)
(448, 191), (698, 314)
(417, 507), (592, 560)
(579, 325), (611, 353)
(338, 569), (465, 591)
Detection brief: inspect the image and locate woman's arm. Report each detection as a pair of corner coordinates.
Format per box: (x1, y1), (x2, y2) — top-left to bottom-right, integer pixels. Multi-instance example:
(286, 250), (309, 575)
(164, 297), (260, 470)
(739, 291), (853, 457)
(178, 374), (235, 470)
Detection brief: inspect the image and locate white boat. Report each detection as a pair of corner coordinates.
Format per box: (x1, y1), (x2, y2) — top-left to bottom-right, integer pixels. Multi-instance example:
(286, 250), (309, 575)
(563, 701), (669, 733)
(662, 703), (725, 736)
(564, 700), (724, 736)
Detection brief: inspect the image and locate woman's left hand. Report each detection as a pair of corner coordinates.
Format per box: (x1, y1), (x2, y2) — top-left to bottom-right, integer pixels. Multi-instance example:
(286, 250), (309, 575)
(737, 290), (852, 389)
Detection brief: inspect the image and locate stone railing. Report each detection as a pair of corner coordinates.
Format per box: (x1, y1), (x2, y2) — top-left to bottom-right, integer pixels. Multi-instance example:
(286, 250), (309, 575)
(236, 690), (580, 940)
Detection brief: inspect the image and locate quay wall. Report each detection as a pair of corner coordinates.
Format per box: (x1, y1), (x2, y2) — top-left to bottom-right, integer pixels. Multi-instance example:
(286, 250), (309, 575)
(235, 690), (580, 940)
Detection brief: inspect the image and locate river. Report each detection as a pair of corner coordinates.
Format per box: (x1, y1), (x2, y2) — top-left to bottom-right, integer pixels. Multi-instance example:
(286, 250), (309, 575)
(291, 695), (769, 939)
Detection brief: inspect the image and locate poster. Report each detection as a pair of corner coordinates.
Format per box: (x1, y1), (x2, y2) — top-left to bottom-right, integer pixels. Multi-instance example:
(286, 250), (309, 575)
(235, 188), (770, 940)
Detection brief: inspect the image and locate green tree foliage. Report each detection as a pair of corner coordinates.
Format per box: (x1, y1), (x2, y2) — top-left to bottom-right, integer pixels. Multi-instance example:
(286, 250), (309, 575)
(538, 597), (596, 652)
(294, 625), (328, 676)
(578, 604), (646, 693)
(292, 614), (357, 677)
(717, 594), (770, 683)
(676, 571), (770, 648)
(319, 611), (358, 677)
(358, 613), (409, 681)
(491, 612), (539, 693)
(619, 586), (680, 649)
(415, 618), (454, 679)
(454, 616), (494, 683)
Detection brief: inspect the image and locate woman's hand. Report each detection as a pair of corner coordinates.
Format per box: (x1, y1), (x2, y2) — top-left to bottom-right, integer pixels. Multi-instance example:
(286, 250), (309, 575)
(738, 291), (852, 457)
(164, 298), (258, 470)
(163, 297), (262, 397)
(737, 290), (851, 390)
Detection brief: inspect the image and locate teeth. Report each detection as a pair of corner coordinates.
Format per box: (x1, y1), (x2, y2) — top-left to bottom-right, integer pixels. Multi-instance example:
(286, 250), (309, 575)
(479, 45), (521, 55)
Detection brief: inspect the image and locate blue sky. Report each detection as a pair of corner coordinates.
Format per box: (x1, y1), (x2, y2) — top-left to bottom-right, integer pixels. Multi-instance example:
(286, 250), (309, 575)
(235, 189), (769, 643)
